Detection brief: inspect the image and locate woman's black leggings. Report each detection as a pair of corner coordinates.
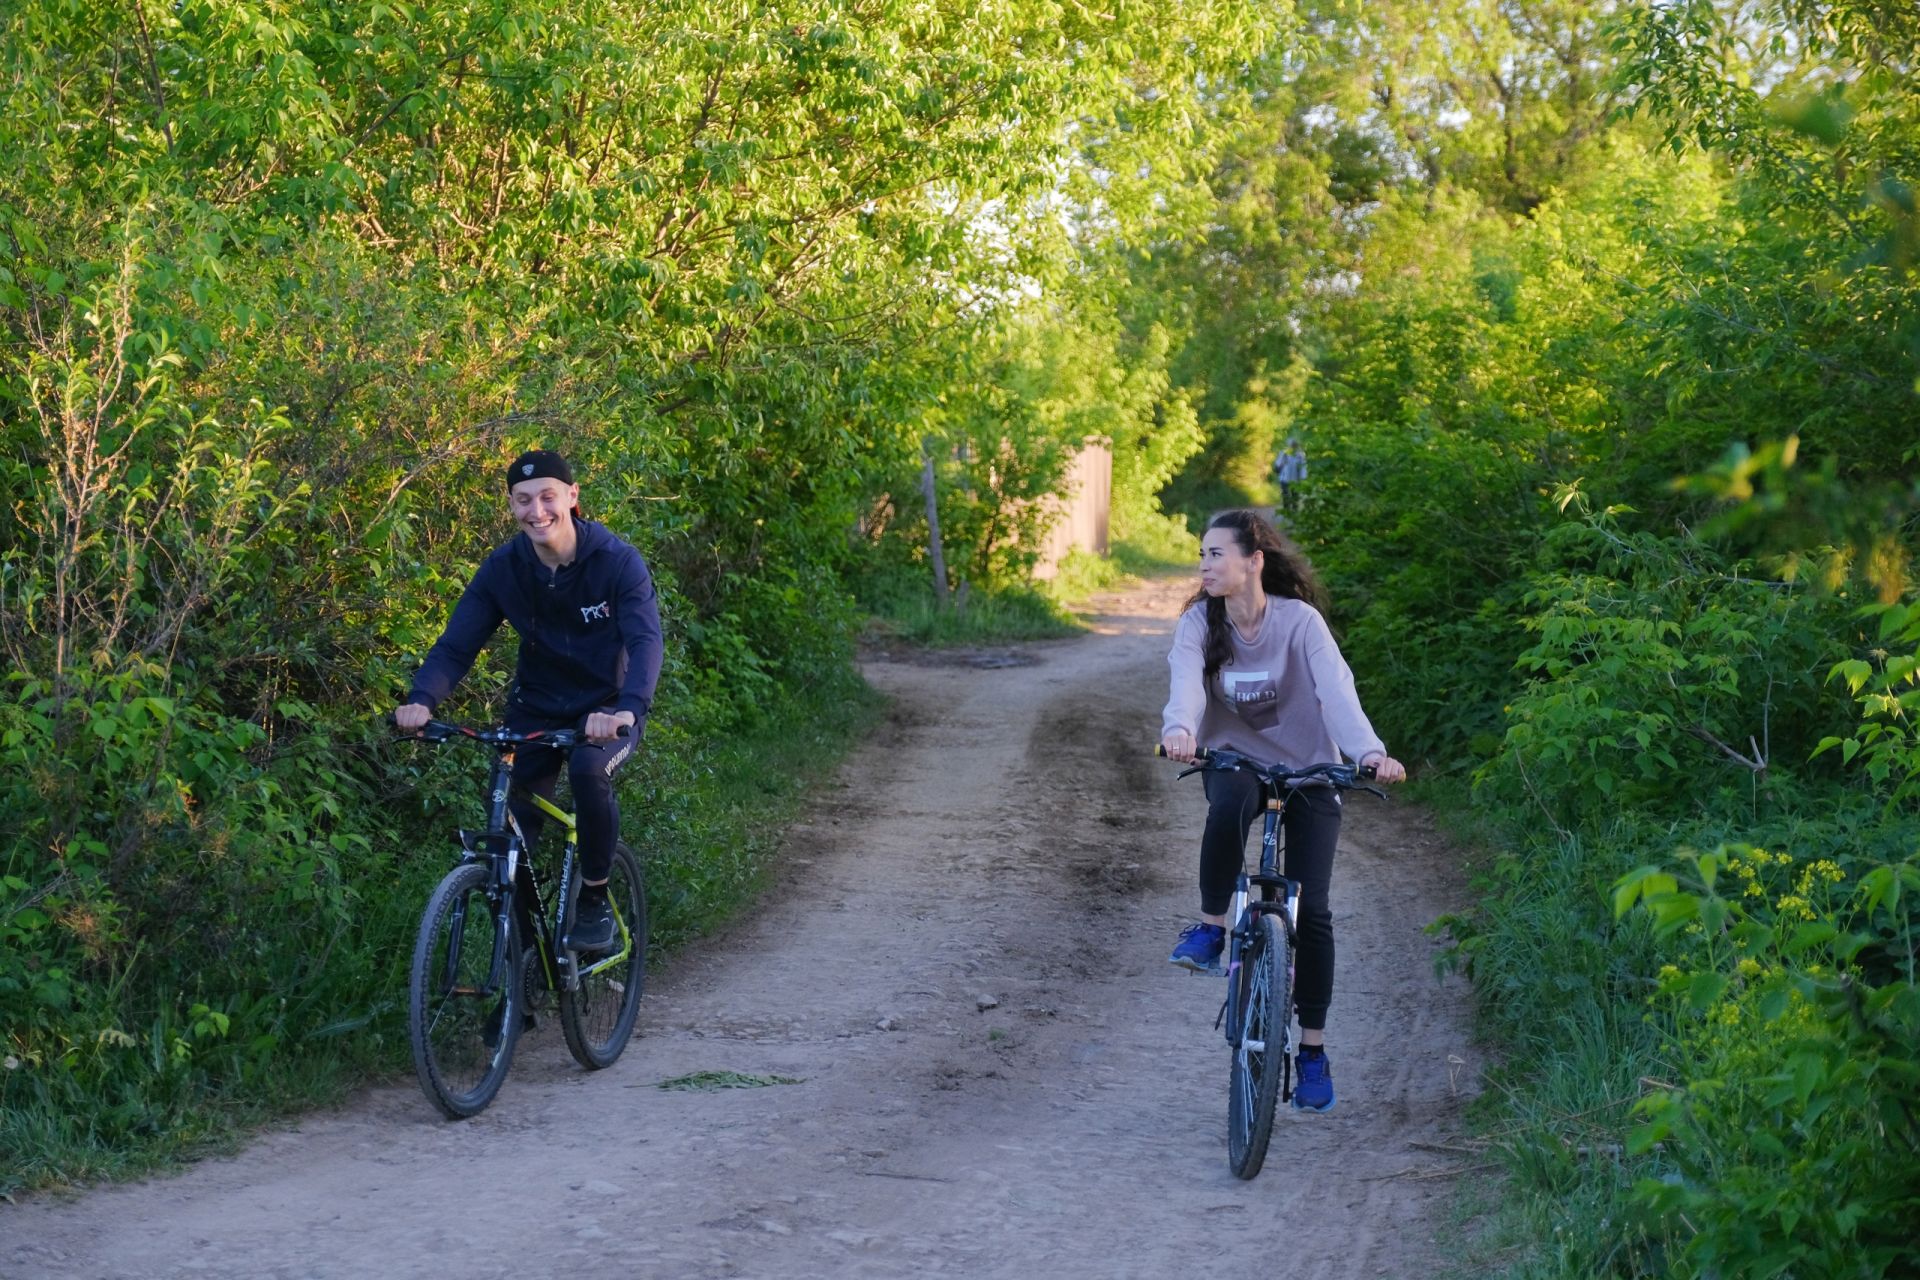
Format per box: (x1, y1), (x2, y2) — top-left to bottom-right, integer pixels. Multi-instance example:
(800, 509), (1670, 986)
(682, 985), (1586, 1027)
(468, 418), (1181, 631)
(1200, 770), (1343, 1032)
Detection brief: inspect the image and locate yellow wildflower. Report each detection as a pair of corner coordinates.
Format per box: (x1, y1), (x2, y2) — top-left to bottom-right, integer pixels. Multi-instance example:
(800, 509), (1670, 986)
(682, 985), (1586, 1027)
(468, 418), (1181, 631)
(1775, 893), (1816, 921)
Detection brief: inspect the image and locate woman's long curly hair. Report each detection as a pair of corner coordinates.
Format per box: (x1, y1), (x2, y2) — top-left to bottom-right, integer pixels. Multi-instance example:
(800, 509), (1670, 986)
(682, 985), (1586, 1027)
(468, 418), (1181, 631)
(1184, 510), (1329, 680)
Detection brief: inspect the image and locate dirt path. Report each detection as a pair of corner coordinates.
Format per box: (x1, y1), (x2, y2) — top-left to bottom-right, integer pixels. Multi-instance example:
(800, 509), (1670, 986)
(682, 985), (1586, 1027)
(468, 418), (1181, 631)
(5, 577), (1483, 1280)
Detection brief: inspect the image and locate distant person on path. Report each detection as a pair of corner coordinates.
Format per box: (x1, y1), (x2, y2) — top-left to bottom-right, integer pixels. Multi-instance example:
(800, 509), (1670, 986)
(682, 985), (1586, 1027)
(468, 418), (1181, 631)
(1159, 509), (1404, 1111)
(1272, 439), (1307, 513)
(393, 449), (663, 952)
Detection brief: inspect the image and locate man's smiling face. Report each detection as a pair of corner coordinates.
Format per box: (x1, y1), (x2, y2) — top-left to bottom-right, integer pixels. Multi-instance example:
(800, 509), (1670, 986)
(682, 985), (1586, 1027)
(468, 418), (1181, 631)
(510, 477), (578, 548)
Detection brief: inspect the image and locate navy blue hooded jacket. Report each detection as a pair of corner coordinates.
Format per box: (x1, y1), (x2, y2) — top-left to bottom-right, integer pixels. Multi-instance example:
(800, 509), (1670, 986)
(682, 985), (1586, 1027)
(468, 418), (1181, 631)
(408, 518), (664, 728)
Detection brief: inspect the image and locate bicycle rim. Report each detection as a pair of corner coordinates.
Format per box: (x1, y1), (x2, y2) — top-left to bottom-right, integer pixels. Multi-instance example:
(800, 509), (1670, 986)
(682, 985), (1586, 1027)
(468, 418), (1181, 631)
(559, 843), (647, 1069)
(1227, 913), (1286, 1178)
(408, 862), (521, 1118)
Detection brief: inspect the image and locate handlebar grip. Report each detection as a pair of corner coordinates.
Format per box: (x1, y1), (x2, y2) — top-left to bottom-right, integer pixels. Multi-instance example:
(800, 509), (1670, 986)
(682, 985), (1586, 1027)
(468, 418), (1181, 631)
(389, 709), (436, 735)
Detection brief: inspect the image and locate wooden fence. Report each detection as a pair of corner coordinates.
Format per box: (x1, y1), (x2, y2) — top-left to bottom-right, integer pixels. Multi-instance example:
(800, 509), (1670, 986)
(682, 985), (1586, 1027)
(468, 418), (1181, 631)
(1032, 437), (1111, 580)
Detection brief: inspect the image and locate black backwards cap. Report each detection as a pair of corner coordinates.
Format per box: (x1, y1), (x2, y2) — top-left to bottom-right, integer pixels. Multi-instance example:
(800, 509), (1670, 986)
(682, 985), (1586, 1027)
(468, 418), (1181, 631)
(506, 449), (574, 490)
(505, 449), (583, 517)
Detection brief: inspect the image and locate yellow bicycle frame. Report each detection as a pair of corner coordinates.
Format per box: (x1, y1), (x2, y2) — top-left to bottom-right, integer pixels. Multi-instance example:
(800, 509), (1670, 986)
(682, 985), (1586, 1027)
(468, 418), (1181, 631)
(506, 789), (631, 976)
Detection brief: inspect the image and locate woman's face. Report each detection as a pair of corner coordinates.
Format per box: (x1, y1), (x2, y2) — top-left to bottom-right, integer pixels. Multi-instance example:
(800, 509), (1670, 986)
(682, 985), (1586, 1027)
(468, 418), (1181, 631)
(1199, 527), (1261, 598)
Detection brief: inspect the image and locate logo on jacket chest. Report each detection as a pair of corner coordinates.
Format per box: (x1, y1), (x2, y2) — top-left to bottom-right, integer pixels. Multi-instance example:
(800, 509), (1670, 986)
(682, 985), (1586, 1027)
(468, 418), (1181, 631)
(579, 600), (612, 623)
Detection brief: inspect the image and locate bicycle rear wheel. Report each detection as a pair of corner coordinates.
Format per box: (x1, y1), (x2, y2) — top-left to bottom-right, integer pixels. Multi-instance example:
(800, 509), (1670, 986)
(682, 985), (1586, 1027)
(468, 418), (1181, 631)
(559, 842), (647, 1069)
(409, 862), (521, 1118)
(1227, 911), (1290, 1178)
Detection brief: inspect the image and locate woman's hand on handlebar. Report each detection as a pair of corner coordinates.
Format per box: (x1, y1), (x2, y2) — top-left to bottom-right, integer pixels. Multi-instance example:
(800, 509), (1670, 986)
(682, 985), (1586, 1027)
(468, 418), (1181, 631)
(394, 702), (432, 733)
(1161, 729), (1199, 764)
(1360, 751), (1406, 784)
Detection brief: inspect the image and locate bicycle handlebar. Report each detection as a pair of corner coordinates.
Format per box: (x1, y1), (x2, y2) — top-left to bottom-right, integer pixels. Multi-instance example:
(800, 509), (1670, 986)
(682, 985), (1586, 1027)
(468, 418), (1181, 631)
(392, 716), (630, 749)
(1154, 743), (1386, 797)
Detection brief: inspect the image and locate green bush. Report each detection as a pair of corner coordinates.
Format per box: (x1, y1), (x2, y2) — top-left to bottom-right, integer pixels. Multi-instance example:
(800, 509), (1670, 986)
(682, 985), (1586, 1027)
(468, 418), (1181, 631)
(1819, 599), (1920, 807)
(1481, 512), (1854, 826)
(1616, 845), (1920, 1277)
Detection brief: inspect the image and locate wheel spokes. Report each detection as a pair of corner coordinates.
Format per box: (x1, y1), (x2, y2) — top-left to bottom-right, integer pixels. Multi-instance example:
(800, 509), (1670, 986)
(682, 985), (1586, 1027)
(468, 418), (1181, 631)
(557, 845), (646, 1070)
(430, 893), (503, 1084)
(1241, 952), (1270, 1088)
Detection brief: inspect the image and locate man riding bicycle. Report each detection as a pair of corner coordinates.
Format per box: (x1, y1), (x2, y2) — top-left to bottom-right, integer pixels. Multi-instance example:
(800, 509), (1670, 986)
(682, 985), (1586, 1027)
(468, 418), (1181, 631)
(394, 449), (663, 952)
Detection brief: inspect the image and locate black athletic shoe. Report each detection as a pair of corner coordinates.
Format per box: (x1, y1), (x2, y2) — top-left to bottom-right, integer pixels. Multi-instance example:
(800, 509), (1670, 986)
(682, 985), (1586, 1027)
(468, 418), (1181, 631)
(570, 886), (616, 953)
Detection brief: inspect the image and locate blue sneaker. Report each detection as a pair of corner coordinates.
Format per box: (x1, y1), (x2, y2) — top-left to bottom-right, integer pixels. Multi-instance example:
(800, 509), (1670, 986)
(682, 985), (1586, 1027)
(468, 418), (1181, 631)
(1168, 922), (1226, 973)
(1293, 1045), (1336, 1111)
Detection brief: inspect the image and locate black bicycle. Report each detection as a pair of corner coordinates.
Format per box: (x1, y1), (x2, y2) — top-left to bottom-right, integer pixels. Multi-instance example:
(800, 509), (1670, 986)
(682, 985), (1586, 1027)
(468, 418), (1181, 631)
(1161, 745), (1382, 1178)
(399, 719), (648, 1118)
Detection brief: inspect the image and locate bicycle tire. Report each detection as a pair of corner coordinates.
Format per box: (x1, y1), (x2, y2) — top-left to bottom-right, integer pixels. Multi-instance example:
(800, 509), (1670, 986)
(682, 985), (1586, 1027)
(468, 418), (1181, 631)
(1227, 911), (1289, 1178)
(559, 841), (647, 1070)
(408, 862), (522, 1118)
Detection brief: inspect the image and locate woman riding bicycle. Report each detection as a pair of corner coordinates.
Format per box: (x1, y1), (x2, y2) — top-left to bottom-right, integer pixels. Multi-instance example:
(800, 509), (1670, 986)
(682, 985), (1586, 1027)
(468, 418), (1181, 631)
(1159, 509), (1405, 1113)
(394, 449), (663, 952)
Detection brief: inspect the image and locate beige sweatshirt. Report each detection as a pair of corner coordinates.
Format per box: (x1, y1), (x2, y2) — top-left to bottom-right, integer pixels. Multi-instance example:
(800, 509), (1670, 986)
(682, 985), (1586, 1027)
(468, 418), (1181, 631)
(1161, 597), (1386, 768)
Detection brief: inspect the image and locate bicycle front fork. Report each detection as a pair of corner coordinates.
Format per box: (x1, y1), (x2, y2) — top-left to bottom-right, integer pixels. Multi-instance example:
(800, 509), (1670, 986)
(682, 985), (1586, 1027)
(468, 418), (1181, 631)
(1219, 875), (1298, 1046)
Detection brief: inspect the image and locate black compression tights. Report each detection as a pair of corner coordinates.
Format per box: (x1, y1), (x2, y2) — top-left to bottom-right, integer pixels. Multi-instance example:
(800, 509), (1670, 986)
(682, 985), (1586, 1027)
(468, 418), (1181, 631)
(1199, 769), (1343, 1032)
(507, 732), (633, 883)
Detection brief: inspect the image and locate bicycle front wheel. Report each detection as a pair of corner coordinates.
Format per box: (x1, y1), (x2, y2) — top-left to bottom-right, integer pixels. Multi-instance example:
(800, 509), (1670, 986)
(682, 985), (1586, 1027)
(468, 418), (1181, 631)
(1227, 911), (1290, 1179)
(409, 862), (522, 1118)
(559, 841), (648, 1070)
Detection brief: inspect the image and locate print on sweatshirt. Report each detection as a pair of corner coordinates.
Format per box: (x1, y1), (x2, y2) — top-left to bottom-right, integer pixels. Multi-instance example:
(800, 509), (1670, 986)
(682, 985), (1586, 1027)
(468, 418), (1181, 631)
(1221, 670), (1280, 730)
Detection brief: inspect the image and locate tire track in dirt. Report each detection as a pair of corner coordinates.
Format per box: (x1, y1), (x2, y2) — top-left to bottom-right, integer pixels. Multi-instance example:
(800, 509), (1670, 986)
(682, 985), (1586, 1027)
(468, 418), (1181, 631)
(3, 576), (1483, 1280)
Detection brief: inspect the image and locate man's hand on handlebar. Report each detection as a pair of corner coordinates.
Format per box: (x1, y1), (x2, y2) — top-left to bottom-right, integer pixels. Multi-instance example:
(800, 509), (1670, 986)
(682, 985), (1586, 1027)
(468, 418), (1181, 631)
(585, 710), (635, 742)
(1161, 729), (1199, 764)
(1360, 751), (1407, 784)
(394, 702), (432, 733)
